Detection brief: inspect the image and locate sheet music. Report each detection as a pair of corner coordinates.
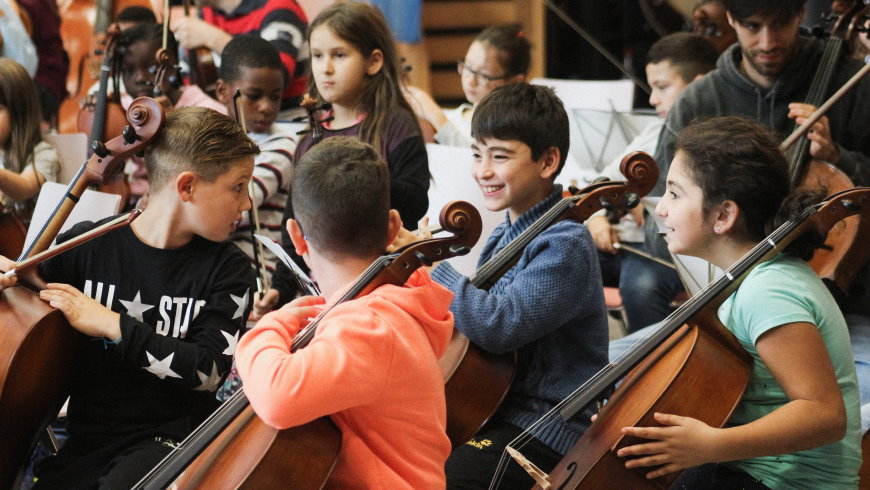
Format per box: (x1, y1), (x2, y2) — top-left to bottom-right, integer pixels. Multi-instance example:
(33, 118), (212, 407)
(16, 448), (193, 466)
(254, 234), (320, 296)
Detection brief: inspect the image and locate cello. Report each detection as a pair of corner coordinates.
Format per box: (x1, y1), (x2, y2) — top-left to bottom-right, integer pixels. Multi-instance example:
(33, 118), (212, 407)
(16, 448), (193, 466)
(133, 200), (482, 489)
(511, 188), (870, 489)
(75, 25), (133, 203)
(0, 207), (27, 258)
(57, 0), (152, 134)
(439, 151), (659, 448)
(0, 98), (164, 488)
(783, 4), (870, 301)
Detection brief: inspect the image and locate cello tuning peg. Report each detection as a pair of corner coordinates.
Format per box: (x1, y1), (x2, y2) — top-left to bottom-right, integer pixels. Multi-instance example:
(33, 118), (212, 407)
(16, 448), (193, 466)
(123, 125), (138, 144)
(449, 245), (470, 257)
(598, 196), (614, 212)
(841, 199), (860, 212)
(413, 251), (434, 267)
(92, 140), (110, 158)
(623, 192), (640, 209)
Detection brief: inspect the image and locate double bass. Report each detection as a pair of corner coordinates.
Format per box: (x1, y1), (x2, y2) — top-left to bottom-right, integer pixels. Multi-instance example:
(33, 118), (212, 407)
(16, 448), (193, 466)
(0, 98), (164, 488)
(515, 187), (870, 489)
(133, 201), (483, 489)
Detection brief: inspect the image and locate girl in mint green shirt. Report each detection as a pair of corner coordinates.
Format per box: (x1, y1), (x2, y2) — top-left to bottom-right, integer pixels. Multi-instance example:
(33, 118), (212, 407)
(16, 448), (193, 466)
(617, 116), (861, 489)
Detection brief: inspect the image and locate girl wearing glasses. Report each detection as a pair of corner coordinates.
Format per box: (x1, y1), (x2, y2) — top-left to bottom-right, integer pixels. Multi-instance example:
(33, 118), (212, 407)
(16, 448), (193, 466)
(406, 24), (530, 148)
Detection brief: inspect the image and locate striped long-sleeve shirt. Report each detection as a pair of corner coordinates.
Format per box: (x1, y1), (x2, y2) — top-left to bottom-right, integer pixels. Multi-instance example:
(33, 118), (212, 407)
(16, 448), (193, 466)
(230, 126), (295, 272)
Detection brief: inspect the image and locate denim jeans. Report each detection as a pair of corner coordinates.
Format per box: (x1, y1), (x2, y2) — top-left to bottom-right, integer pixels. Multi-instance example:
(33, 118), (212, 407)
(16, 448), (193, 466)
(597, 241), (683, 333)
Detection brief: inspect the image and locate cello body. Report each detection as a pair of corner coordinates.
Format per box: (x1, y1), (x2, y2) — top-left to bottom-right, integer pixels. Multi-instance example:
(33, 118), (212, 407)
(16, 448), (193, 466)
(0, 287), (77, 488)
(801, 160), (870, 298)
(531, 187), (870, 490)
(172, 408), (340, 489)
(539, 320), (750, 489)
(0, 208), (27, 259)
(0, 99), (164, 488)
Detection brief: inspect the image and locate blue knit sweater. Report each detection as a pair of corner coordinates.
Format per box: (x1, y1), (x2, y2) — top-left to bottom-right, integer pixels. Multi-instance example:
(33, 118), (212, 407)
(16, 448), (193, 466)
(431, 186), (609, 455)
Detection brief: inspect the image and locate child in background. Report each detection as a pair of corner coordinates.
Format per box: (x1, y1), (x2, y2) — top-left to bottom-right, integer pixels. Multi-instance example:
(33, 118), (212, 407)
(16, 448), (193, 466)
(216, 35), (294, 272)
(588, 32), (718, 332)
(170, 0), (309, 108)
(118, 23), (227, 207)
(619, 116), (860, 488)
(118, 23), (225, 113)
(405, 24), (529, 148)
(236, 136), (453, 488)
(0, 58), (59, 223)
(393, 83), (609, 488)
(258, 2), (429, 314)
(0, 107), (258, 489)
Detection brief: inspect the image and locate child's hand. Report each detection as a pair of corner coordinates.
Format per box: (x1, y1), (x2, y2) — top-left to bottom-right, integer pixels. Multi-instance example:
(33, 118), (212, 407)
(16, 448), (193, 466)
(279, 295), (326, 329)
(171, 16), (231, 52)
(40, 283), (121, 340)
(0, 255), (17, 290)
(387, 226), (425, 253)
(616, 412), (719, 479)
(587, 215), (618, 254)
(251, 288), (280, 321)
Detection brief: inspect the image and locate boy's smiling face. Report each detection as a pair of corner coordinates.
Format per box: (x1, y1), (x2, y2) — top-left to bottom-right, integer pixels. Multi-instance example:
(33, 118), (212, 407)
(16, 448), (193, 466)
(218, 66), (284, 134)
(471, 138), (559, 222)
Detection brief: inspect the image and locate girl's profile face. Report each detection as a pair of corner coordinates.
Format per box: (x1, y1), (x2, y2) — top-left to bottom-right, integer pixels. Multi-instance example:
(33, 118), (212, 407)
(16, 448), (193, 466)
(309, 25), (380, 110)
(656, 151), (714, 259)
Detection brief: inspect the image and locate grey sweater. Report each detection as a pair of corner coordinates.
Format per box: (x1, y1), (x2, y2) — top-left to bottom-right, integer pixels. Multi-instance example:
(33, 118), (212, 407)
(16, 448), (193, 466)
(653, 35), (870, 195)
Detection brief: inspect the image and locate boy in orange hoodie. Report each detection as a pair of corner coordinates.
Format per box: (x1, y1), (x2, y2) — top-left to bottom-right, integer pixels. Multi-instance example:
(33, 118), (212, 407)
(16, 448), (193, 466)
(234, 136), (454, 488)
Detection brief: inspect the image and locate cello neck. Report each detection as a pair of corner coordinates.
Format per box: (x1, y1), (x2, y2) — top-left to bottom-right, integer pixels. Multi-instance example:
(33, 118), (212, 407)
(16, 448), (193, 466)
(786, 8), (859, 187)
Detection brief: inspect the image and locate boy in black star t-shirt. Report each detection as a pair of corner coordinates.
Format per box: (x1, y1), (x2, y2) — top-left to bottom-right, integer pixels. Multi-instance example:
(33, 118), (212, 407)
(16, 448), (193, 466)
(0, 107), (260, 489)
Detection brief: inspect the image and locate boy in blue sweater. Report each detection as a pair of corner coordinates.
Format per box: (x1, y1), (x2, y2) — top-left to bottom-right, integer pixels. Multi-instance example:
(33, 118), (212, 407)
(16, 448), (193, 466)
(395, 82), (608, 488)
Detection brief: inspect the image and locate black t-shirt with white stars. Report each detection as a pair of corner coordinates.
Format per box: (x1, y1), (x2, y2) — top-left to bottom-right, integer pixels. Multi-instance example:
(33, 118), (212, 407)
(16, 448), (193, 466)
(40, 217), (253, 449)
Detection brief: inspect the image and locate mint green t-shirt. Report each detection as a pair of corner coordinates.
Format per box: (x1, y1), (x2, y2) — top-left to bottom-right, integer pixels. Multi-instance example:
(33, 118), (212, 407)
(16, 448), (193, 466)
(718, 254), (861, 489)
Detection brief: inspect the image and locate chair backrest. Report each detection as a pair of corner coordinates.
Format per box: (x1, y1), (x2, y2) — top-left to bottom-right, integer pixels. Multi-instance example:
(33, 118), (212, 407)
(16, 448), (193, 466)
(23, 181), (122, 252)
(426, 143), (502, 276)
(44, 132), (88, 184)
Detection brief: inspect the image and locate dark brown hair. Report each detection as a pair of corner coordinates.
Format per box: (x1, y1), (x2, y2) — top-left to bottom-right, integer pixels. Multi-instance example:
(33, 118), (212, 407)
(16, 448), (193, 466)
(472, 83), (570, 175)
(646, 32), (718, 83)
(292, 136), (390, 260)
(474, 24), (531, 77)
(307, 3), (418, 153)
(675, 115), (822, 259)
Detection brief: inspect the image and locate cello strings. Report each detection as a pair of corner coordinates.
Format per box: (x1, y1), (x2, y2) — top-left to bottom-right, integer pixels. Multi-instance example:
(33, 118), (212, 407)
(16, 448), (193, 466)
(488, 206), (817, 488)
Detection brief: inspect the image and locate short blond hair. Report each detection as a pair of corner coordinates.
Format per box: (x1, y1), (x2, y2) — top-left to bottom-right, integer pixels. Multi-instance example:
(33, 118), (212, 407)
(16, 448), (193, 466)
(145, 107), (259, 191)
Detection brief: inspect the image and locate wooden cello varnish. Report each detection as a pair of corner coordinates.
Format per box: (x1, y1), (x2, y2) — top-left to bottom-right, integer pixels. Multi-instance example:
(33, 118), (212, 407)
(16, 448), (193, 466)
(785, 4), (870, 299)
(532, 187), (870, 490)
(541, 319), (750, 489)
(0, 98), (164, 487)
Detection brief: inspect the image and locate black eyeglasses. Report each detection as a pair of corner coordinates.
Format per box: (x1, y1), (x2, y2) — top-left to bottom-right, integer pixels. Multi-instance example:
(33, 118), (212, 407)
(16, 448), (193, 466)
(456, 61), (511, 83)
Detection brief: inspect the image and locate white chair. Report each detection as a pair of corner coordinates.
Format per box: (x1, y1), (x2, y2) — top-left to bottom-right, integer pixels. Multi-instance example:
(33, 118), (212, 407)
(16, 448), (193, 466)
(23, 182), (122, 252)
(44, 132), (88, 185)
